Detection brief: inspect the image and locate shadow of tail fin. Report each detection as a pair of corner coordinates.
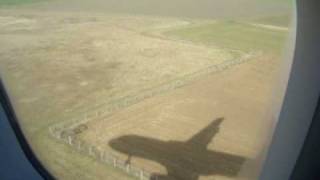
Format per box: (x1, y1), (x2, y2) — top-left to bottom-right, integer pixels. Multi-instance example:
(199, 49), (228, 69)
(186, 118), (224, 149)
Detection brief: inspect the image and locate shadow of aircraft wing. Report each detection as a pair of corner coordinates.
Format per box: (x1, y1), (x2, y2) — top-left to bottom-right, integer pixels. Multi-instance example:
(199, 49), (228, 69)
(109, 135), (169, 163)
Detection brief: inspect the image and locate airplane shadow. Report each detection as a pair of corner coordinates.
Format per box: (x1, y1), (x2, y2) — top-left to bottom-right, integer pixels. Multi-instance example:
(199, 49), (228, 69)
(109, 118), (246, 180)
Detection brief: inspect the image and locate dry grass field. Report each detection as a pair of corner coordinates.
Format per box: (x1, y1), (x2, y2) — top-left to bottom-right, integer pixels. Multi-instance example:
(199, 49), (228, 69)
(76, 50), (279, 180)
(0, 11), (243, 180)
(0, 0), (292, 179)
(0, 12), (235, 124)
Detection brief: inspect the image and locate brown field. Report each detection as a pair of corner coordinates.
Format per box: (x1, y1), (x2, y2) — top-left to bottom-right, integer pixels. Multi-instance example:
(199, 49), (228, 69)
(0, 6), (287, 180)
(0, 11), (235, 124)
(77, 51), (279, 180)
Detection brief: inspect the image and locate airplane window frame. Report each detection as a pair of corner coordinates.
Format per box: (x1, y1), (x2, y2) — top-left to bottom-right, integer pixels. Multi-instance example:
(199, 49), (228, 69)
(290, 96), (320, 180)
(259, 0), (320, 179)
(0, 90), (43, 180)
(0, 0), (320, 180)
(0, 80), (54, 179)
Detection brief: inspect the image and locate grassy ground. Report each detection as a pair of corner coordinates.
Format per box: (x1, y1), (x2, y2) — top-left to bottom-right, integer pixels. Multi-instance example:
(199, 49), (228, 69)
(0, 0), (293, 179)
(76, 16), (291, 180)
(0, 0), (43, 6)
(0, 13), (236, 180)
(252, 15), (292, 27)
(165, 21), (289, 54)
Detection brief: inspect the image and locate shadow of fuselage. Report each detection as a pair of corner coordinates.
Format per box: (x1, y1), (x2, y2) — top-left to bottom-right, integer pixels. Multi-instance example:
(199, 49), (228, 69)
(109, 118), (246, 180)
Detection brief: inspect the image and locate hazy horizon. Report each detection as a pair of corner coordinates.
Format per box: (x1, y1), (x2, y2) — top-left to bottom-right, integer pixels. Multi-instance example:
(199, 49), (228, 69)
(2, 0), (293, 20)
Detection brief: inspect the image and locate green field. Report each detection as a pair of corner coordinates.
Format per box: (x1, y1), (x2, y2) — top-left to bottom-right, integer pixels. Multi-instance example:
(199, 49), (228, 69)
(0, 0), (43, 6)
(165, 21), (289, 54)
(252, 15), (292, 27)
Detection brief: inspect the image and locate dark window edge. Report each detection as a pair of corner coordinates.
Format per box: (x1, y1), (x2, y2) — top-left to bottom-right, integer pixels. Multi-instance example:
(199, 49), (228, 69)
(0, 79), (55, 180)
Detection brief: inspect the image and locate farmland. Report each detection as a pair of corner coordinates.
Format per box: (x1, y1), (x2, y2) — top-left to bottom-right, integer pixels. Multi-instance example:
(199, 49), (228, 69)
(0, 0), (293, 179)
